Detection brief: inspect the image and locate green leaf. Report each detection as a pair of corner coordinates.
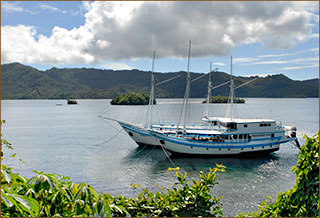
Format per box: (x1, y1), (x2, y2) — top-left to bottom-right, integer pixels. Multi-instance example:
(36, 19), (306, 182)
(1, 168), (11, 183)
(1, 191), (14, 208)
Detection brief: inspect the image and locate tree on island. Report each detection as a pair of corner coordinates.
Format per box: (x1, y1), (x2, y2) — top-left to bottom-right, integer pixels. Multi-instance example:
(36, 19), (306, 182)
(110, 92), (156, 105)
(202, 95), (245, 104)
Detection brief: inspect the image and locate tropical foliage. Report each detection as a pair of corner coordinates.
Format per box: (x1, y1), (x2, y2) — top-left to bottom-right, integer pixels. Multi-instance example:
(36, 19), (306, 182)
(238, 132), (319, 217)
(110, 92), (156, 105)
(1, 165), (224, 217)
(202, 95), (245, 103)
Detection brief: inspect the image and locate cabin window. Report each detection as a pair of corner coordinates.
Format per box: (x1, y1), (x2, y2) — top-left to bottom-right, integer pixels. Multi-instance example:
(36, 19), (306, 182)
(234, 135), (238, 139)
(227, 122), (237, 129)
(259, 124), (263, 127)
(248, 135), (252, 141)
(268, 123), (271, 126)
(244, 124), (248, 128)
(239, 134), (243, 139)
(271, 133), (274, 138)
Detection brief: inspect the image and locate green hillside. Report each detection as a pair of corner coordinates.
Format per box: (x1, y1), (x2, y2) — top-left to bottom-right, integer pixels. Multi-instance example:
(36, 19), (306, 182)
(1, 62), (318, 99)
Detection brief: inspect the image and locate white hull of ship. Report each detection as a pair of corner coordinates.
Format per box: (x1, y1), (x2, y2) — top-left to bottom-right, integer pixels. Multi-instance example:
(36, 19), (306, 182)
(118, 121), (160, 147)
(150, 130), (291, 155)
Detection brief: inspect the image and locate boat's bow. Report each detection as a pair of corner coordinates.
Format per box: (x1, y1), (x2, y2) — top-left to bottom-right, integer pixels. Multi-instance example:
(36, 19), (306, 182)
(284, 125), (300, 149)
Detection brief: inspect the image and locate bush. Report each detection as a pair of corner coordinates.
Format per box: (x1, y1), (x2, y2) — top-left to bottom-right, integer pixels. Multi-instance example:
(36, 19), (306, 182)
(1, 166), (224, 217)
(238, 132), (319, 217)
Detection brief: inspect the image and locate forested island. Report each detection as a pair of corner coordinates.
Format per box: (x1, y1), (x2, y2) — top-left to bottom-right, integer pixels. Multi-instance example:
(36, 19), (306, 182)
(110, 92), (156, 105)
(203, 95), (245, 103)
(2, 62), (319, 99)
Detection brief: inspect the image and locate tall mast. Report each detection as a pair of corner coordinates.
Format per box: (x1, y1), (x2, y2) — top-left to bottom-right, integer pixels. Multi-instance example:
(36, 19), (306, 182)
(229, 56), (234, 120)
(183, 40), (192, 131)
(204, 62), (212, 118)
(146, 50), (156, 128)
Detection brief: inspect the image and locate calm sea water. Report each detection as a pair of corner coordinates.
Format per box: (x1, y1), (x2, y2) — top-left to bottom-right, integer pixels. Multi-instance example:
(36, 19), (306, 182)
(1, 98), (318, 216)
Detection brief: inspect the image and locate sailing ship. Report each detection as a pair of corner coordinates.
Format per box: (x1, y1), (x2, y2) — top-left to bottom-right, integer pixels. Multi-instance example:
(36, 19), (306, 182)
(115, 49), (227, 147)
(149, 43), (299, 155)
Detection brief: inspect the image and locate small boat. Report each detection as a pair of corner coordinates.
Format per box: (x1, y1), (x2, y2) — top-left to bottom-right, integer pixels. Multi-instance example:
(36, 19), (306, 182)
(149, 50), (299, 156)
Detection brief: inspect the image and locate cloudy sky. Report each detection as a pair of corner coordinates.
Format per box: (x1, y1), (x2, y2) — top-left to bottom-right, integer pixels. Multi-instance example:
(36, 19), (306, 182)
(1, 1), (319, 80)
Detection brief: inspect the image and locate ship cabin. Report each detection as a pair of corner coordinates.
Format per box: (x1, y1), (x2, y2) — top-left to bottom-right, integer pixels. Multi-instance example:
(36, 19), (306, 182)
(204, 117), (276, 131)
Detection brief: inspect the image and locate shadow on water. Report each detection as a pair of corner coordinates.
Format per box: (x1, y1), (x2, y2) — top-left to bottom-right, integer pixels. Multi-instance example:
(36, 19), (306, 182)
(123, 144), (280, 173)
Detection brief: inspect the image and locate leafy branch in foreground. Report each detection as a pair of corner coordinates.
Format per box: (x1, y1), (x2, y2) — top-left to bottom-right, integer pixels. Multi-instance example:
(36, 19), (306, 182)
(238, 132), (319, 217)
(1, 166), (224, 217)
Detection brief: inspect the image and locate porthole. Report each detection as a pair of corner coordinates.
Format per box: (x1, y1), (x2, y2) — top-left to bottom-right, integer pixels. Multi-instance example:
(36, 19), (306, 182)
(252, 147), (254, 150)
(262, 146), (264, 148)
(228, 148), (230, 151)
(128, 132), (133, 137)
(270, 145), (272, 148)
(241, 148), (243, 150)
(191, 146), (193, 149)
(159, 140), (165, 145)
(219, 148), (221, 151)
(206, 148), (209, 150)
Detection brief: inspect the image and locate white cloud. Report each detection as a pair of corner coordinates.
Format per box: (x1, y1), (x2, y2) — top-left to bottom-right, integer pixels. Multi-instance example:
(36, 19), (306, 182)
(233, 57), (258, 64)
(2, 1), (36, 14)
(40, 4), (59, 12)
(2, 2), (24, 13)
(242, 73), (280, 78)
(258, 53), (295, 58)
(213, 62), (225, 66)
(1, 1), (318, 65)
(309, 48), (319, 53)
(252, 57), (318, 65)
(1, 25), (95, 65)
(103, 63), (134, 70)
(280, 64), (319, 71)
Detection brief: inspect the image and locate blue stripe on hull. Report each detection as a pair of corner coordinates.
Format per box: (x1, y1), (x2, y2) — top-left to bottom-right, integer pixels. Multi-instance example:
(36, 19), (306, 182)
(119, 122), (150, 137)
(151, 131), (288, 149)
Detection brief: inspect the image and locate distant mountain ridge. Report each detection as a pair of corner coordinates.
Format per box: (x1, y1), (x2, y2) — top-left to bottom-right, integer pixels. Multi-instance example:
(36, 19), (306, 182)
(2, 62), (319, 99)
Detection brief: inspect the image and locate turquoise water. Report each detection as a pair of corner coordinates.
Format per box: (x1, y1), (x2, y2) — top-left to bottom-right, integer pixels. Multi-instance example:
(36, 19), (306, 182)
(1, 98), (318, 216)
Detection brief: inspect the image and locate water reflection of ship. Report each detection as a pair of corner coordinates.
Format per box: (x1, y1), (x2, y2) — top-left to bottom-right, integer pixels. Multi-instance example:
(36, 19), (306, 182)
(123, 144), (280, 173)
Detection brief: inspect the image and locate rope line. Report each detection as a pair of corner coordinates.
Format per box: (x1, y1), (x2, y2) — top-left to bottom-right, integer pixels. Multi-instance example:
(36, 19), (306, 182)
(92, 128), (124, 147)
(159, 144), (176, 168)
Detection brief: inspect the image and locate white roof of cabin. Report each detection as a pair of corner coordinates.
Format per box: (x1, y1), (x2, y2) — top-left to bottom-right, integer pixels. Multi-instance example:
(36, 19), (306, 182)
(205, 117), (275, 124)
